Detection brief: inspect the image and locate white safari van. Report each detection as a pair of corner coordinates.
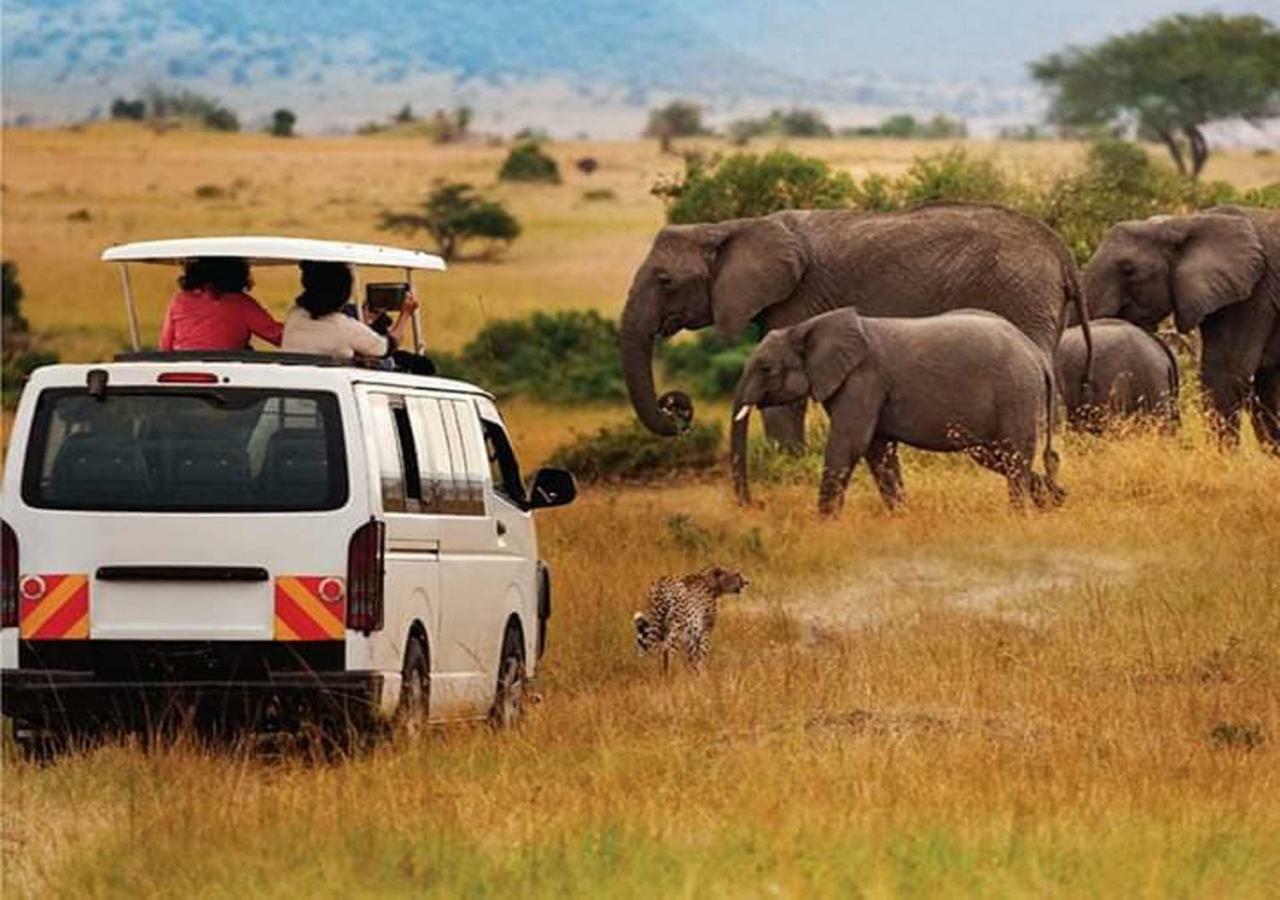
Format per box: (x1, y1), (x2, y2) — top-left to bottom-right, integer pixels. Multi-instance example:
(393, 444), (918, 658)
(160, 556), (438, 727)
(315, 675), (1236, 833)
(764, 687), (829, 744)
(0, 238), (576, 742)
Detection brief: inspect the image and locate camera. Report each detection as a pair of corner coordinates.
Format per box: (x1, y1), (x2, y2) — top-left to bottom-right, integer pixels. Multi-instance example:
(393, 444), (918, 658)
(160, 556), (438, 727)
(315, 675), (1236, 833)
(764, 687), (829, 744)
(365, 282), (409, 312)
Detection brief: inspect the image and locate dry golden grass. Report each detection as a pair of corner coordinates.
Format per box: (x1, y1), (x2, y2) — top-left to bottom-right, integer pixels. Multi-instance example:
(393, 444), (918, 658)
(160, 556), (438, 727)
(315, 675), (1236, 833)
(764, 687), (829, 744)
(3, 127), (1280, 896)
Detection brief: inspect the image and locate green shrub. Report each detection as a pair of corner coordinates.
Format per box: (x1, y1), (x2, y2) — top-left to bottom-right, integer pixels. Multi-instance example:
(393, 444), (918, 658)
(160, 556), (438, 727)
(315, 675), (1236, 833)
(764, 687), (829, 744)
(1034, 140), (1185, 264)
(546, 421), (721, 483)
(728, 107), (833, 143)
(269, 108), (297, 138)
(656, 150), (854, 224)
(499, 141), (561, 184)
(895, 148), (1008, 206)
(437, 310), (623, 403)
(644, 101), (709, 141)
(658, 324), (761, 399)
(846, 148), (1009, 213)
(2, 261), (59, 408)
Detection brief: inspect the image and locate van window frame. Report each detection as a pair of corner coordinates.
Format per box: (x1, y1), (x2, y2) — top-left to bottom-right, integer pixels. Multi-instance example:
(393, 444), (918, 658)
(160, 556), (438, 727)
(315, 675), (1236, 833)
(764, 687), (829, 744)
(481, 416), (528, 511)
(20, 386), (349, 513)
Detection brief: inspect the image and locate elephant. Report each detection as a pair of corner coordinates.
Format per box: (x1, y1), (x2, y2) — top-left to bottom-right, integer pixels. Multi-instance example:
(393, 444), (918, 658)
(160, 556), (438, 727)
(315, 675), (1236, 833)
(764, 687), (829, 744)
(729, 308), (1064, 516)
(1084, 206), (1280, 452)
(621, 203), (1093, 448)
(1056, 319), (1180, 434)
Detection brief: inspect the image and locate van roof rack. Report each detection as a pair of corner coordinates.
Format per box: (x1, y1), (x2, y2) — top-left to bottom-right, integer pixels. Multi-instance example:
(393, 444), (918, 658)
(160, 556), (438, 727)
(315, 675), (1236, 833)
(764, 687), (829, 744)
(114, 350), (345, 367)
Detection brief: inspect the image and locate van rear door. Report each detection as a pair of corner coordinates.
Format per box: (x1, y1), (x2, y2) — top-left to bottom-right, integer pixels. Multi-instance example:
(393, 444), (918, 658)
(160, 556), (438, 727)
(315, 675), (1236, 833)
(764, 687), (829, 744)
(16, 386), (357, 641)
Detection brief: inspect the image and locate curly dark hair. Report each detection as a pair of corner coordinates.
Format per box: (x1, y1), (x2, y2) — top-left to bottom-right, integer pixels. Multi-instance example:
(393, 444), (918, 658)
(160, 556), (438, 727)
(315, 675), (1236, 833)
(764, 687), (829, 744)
(179, 257), (251, 294)
(296, 261), (354, 319)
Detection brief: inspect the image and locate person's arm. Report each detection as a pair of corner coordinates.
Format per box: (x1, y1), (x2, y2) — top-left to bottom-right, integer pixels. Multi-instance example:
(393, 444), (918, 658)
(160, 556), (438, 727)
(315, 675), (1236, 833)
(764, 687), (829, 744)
(339, 314), (391, 358)
(239, 294), (284, 347)
(159, 299), (176, 350)
(387, 295), (420, 347)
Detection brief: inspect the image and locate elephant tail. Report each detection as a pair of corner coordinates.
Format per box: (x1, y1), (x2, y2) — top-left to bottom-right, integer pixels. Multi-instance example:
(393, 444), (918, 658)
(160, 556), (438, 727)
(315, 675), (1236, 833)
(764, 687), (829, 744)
(1154, 332), (1182, 425)
(1063, 259), (1096, 406)
(1042, 361), (1064, 501)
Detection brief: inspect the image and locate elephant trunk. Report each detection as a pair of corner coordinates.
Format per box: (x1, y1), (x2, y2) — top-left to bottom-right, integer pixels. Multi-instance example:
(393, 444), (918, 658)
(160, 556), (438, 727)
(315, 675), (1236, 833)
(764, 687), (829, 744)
(730, 387), (753, 506)
(621, 296), (685, 436)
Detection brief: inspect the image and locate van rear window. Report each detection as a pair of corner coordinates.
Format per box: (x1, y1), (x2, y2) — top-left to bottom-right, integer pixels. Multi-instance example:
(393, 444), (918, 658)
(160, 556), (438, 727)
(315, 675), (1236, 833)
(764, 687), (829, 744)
(22, 388), (347, 512)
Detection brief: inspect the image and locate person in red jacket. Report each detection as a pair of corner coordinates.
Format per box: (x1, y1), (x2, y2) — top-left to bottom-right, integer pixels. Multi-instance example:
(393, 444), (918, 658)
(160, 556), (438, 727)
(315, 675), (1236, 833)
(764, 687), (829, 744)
(158, 257), (283, 351)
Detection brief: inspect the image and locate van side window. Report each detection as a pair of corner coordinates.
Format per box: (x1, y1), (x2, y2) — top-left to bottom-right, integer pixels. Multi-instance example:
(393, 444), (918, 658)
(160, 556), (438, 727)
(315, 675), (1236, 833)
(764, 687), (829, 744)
(404, 396), (485, 516)
(482, 418), (526, 508)
(367, 393), (408, 512)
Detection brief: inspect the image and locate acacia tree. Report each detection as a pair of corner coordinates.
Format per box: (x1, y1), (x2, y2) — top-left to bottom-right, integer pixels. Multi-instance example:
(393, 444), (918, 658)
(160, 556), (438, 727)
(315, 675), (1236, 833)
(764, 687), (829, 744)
(1031, 13), (1280, 178)
(379, 182), (520, 261)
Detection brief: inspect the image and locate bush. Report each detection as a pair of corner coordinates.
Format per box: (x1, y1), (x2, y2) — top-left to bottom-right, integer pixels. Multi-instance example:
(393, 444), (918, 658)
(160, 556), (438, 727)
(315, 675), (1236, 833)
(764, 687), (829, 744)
(1034, 141), (1186, 264)
(499, 141), (561, 184)
(269, 108), (297, 138)
(379, 182), (520, 261)
(644, 101), (709, 140)
(656, 150), (855, 224)
(658, 324), (762, 398)
(110, 97), (147, 121)
(843, 113), (967, 139)
(2, 261), (59, 408)
(894, 148), (1008, 206)
(728, 108), (832, 143)
(436, 310), (623, 403)
(202, 106), (240, 132)
(547, 421), (722, 483)
(581, 188), (617, 202)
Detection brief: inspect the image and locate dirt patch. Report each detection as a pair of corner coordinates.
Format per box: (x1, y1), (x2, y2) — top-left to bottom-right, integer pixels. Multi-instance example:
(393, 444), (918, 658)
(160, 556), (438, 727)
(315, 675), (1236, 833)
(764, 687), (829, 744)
(749, 551), (1137, 641)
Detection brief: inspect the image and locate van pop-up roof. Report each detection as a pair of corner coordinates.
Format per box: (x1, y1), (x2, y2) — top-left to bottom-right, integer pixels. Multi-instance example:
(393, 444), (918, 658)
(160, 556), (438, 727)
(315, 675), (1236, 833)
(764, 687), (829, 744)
(101, 236), (447, 353)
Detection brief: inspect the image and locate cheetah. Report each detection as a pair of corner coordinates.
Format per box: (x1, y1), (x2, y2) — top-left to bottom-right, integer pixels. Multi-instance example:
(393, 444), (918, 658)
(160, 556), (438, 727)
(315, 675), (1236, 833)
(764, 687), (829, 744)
(633, 565), (749, 672)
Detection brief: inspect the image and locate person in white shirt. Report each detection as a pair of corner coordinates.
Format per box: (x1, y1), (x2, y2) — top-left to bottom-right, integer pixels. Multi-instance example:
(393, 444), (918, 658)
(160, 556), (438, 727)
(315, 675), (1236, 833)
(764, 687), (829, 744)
(282, 261), (418, 360)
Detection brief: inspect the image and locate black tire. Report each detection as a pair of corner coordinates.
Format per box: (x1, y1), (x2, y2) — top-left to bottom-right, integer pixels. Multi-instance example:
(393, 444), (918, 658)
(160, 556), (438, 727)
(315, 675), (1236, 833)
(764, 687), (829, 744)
(396, 635), (430, 737)
(489, 626), (526, 730)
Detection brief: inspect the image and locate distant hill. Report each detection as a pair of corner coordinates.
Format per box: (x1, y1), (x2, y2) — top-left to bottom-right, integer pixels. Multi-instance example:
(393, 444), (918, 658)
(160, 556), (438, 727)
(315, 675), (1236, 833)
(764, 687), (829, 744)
(0, 0), (1049, 134)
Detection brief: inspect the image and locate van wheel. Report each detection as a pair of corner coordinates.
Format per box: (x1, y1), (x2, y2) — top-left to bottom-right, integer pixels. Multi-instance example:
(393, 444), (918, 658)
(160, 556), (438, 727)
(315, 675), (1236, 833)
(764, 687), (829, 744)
(396, 637), (429, 737)
(489, 627), (526, 730)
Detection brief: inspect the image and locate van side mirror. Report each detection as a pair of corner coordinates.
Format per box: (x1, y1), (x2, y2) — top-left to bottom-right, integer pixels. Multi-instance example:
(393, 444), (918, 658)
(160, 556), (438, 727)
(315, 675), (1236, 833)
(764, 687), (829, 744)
(527, 468), (577, 510)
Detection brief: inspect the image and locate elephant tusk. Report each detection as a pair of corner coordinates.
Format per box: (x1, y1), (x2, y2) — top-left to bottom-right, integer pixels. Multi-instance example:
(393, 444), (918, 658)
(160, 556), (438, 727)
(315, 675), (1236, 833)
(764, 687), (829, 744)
(734, 405), (752, 422)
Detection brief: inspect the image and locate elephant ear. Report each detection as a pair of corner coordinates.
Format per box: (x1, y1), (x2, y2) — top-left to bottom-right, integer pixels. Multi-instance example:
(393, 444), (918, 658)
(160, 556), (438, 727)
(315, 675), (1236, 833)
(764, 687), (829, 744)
(1168, 214), (1264, 333)
(709, 217), (806, 337)
(794, 311), (869, 402)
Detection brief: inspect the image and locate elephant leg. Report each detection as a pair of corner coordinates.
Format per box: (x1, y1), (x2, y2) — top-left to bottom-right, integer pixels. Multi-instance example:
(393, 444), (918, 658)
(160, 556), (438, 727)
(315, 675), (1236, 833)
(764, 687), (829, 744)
(818, 423), (874, 518)
(1199, 309), (1273, 450)
(1249, 366), (1280, 456)
(1200, 365), (1249, 449)
(865, 438), (906, 510)
(761, 399), (807, 454)
(968, 442), (1033, 508)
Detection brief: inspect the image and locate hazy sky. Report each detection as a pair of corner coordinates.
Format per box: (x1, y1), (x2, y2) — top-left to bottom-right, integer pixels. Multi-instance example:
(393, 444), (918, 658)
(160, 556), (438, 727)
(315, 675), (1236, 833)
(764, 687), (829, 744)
(685, 1), (1280, 84)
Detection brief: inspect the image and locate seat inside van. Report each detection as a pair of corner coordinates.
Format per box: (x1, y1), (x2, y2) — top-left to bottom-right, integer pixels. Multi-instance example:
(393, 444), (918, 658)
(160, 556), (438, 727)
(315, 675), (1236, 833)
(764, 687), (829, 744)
(50, 433), (153, 505)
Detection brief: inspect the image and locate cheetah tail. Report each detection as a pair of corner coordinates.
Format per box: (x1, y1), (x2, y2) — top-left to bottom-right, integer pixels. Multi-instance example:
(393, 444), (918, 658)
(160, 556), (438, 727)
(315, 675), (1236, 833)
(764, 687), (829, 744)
(633, 612), (653, 654)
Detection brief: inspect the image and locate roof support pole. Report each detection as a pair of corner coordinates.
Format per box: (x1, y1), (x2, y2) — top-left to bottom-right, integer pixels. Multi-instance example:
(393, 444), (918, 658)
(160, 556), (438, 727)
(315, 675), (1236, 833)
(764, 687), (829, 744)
(118, 263), (141, 351)
(351, 266), (364, 321)
(405, 267), (423, 353)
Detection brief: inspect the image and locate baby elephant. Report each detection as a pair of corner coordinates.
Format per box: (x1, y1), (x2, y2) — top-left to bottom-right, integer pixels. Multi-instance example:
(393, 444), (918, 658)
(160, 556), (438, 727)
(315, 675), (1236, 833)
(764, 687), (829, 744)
(1056, 319), (1180, 434)
(730, 308), (1063, 515)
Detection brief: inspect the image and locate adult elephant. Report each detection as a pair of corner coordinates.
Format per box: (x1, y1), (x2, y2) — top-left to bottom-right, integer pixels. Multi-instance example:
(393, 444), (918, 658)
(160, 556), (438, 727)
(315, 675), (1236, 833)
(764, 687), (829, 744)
(621, 203), (1093, 446)
(1084, 206), (1280, 452)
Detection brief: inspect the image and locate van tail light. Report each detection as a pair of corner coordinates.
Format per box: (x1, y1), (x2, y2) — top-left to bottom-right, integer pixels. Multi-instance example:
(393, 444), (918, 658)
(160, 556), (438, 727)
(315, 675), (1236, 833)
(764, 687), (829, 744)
(346, 519), (385, 634)
(1, 520), (17, 629)
(157, 372), (219, 384)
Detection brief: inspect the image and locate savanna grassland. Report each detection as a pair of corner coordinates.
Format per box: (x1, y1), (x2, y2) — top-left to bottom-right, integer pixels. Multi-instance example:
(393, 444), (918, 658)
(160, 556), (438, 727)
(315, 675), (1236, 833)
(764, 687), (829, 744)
(3, 126), (1280, 897)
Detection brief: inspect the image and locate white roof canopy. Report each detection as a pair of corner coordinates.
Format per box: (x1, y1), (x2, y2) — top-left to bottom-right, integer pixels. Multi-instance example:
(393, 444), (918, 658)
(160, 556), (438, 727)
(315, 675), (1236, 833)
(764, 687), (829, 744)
(101, 236), (446, 271)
